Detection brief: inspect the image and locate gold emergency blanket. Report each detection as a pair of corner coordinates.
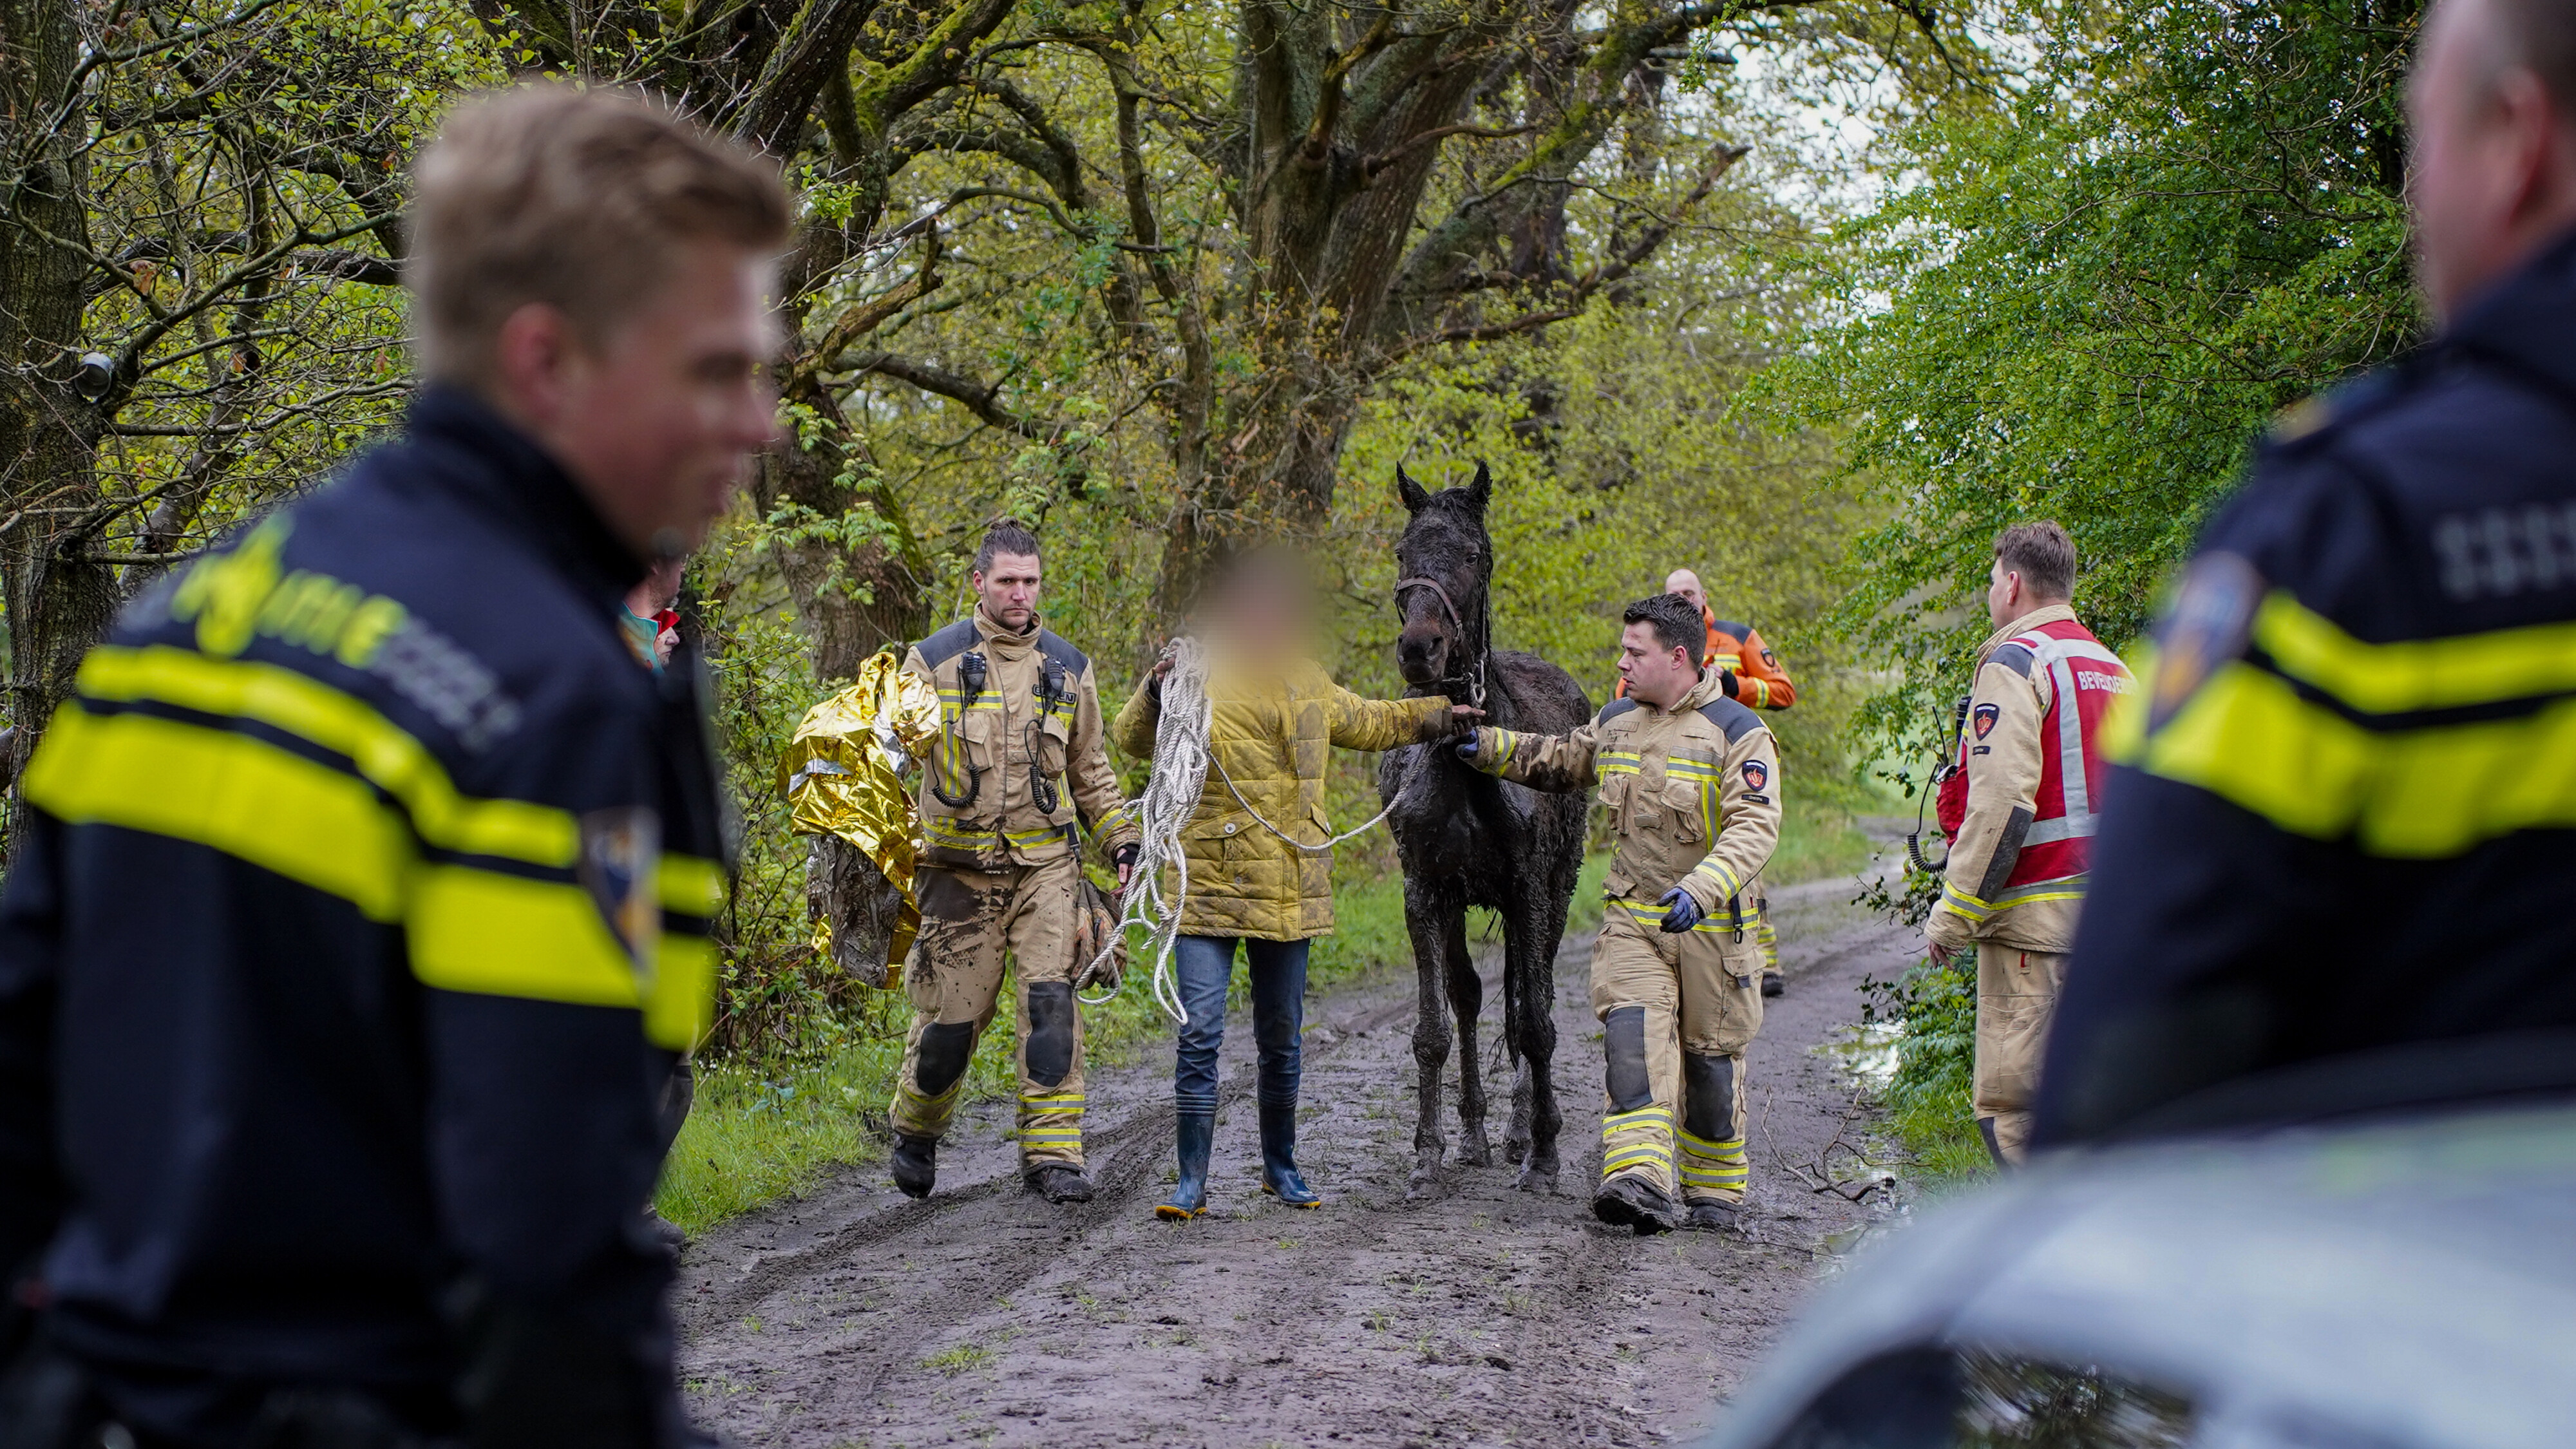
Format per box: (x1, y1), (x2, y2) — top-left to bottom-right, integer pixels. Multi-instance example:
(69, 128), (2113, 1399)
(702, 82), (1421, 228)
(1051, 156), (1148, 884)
(777, 650), (942, 972)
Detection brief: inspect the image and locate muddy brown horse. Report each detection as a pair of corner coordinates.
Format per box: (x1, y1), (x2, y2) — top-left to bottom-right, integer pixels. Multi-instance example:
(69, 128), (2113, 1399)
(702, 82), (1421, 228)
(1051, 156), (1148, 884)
(1379, 463), (1591, 1195)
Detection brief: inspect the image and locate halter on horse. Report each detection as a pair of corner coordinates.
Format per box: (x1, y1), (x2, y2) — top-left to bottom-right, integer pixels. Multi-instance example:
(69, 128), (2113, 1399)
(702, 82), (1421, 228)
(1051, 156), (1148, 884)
(1394, 574), (1490, 710)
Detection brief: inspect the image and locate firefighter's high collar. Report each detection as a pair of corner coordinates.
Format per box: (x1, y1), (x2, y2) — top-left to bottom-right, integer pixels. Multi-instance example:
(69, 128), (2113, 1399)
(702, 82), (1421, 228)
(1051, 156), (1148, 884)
(1977, 603), (2079, 665)
(974, 603), (1043, 658)
(1636, 662), (1730, 715)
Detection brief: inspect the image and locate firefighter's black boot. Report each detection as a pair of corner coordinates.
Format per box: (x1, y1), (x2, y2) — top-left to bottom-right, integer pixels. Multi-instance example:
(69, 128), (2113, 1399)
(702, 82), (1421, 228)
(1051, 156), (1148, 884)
(1686, 1198), (1740, 1233)
(890, 1133), (938, 1199)
(1258, 1102), (1321, 1208)
(1591, 1173), (1679, 1236)
(1027, 1163), (1095, 1204)
(1156, 1110), (1214, 1220)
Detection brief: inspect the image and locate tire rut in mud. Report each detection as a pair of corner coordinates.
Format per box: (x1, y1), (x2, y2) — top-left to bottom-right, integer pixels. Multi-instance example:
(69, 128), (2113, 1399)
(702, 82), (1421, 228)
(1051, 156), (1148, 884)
(678, 890), (1919, 1447)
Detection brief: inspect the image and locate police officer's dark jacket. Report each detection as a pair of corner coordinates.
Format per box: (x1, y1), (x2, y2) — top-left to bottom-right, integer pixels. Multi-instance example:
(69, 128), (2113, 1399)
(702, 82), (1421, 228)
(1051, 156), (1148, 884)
(2038, 229), (2576, 1146)
(0, 388), (728, 1443)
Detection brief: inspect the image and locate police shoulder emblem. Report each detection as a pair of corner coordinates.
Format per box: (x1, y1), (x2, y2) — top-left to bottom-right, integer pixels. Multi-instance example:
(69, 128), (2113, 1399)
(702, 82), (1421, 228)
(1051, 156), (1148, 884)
(2150, 551), (2263, 733)
(578, 806), (663, 983)
(1741, 760), (1768, 791)
(1972, 703), (2000, 739)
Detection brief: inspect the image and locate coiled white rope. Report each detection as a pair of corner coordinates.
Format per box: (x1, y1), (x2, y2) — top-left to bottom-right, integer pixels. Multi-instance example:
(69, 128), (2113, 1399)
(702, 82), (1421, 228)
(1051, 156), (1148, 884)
(1083, 637), (1213, 1025)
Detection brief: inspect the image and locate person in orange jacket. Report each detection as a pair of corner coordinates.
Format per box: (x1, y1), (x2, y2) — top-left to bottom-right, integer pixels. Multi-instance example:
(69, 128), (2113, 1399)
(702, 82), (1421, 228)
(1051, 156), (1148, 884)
(1621, 569), (1798, 994)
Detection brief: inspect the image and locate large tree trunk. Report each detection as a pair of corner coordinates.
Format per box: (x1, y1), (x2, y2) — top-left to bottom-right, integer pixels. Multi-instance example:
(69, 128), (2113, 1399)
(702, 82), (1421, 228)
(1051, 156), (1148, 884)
(1, 0), (124, 829)
(750, 409), (936, 682)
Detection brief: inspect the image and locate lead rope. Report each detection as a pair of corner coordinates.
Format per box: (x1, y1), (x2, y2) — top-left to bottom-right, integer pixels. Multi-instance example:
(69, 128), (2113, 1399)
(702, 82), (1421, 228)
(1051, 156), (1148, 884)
(1083, 637), (1213, 1025)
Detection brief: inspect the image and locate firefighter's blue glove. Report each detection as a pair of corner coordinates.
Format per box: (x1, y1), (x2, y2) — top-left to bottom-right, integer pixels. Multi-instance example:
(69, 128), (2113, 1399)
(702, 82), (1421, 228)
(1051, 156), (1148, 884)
(1658, 887), (1703, 934)
(1455, 730), (1482, 762)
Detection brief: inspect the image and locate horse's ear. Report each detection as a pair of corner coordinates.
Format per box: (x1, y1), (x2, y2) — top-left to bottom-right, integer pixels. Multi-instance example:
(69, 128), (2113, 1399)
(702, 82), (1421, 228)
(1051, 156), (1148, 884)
(1397, 466), (1432, 514)
(1465, 460), (1493, 515)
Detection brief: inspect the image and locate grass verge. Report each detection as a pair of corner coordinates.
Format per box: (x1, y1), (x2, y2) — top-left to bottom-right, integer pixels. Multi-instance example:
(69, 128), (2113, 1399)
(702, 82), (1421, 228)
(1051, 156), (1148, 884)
(1861, 951), (1997, 1188)
(661, 800), (1866, 1233)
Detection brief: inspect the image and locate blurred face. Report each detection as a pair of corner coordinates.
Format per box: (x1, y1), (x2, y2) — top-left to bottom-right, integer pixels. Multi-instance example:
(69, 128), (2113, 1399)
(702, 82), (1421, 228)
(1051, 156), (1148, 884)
(2409, 0), (2576, 321)
(976, 551), (1043, 631)
(1664, 569), (1707, 614)
(491, 240), (781, 556)
(1210, 561), (1311, 663)
(1617, 620), (1699, 710)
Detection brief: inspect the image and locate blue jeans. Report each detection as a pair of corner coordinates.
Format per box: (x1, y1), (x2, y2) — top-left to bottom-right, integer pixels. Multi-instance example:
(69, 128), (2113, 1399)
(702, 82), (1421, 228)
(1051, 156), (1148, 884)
(1172, 935), (1310, 1116)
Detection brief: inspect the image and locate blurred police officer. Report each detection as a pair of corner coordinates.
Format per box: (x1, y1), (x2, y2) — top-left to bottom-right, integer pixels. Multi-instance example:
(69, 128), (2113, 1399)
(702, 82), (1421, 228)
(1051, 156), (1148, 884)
(2038, 0), (2576, 1144)
(0, 86), (786, 1447)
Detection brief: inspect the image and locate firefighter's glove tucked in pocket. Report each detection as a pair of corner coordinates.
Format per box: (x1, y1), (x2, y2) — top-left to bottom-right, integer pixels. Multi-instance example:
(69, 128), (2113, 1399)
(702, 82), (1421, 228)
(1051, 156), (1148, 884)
(1073, 875), (1126, 993)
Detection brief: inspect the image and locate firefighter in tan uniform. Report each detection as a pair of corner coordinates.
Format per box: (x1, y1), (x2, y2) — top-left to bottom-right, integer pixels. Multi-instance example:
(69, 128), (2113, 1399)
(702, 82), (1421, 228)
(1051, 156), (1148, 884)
(1459, 593), (1779, 1235)
(1926, 523), (2128, 1166)
(889, 524), (1140, 1204)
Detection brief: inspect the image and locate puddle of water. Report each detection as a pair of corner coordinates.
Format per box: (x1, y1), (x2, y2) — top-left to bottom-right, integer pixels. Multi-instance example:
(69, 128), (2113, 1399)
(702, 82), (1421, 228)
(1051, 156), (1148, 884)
(1813, 1019), (1902, 1093)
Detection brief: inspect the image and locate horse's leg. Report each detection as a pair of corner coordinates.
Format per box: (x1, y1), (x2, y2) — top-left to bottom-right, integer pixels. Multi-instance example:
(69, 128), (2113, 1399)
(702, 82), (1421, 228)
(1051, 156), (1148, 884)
(1445, 907), (1491, 1168)
(1405, 882), (1454, 1198)
(1502, 886), (1536, 1170)
(1514, 844), (1576, 1193)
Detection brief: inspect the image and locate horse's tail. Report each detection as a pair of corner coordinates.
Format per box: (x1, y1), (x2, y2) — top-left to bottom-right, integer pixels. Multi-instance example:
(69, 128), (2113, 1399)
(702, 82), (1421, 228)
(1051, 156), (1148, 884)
(1501, 942), (1525, 1066)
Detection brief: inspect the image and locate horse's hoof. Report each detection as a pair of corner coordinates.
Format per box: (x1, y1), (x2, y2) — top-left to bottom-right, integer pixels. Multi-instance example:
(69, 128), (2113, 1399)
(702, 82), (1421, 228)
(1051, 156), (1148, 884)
(1503, 1134), (1531, 1166)
(1458, 1132), (1493, 1168)
(1515, 1159), (1560, 1195)
(1407, 1147), (1444, 1199)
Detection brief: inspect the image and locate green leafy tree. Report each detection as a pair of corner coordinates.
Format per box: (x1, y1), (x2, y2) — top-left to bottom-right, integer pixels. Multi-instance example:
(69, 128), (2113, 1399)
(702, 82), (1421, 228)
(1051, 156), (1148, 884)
(1776, 0), (2423, 759)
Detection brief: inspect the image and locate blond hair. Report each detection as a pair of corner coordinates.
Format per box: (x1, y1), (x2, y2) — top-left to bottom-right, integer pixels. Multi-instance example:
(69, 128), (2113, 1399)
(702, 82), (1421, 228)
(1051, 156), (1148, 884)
(407, 85), (791, 386)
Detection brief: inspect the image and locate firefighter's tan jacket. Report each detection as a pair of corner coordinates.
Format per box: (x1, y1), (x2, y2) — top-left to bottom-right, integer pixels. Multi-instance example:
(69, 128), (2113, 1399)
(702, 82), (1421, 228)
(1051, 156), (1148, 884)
(904, 607), (1137, 872)
(1113, 656), (1451, 941)
(1927, 605), (2081, 955)
(1466, 668), (1781, 927)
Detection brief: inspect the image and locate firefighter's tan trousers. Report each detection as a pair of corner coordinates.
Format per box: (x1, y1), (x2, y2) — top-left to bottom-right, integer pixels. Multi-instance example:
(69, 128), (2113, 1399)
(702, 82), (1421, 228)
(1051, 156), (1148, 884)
(1591, 904), (1766, 1206)
(1973, 944), (2067, 1166)
(890, 855), (1086, 1169)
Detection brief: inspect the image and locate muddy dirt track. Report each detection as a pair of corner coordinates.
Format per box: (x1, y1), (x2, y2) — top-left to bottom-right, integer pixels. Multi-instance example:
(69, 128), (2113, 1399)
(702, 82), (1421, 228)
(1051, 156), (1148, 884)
(677, 877), (1918, 1448)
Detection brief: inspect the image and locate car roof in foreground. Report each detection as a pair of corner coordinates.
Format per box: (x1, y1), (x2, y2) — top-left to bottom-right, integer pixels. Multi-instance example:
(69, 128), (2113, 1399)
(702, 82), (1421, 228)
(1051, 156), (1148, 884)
(1701, 1100), (2576, 1449)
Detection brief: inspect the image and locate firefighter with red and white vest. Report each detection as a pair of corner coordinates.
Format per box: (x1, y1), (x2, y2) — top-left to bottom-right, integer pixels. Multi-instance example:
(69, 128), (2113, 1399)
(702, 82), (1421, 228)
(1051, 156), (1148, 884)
(1927, 522), (2131, 1166)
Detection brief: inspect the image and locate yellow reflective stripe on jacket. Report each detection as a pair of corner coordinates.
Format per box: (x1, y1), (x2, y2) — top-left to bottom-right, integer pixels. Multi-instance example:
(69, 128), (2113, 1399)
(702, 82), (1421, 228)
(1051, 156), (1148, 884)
(73, 644), (574, 867)
(645, 933), (717, 1051)
(2139, 658), (2576, 856)
(1688, 861), (1743, 903)
(1615, 897), (1751, 935)
(923, 819), (989, 847)
(409, 864), (639, 1009)
(24, 703), (413, 922)
(1937, 882), (1996, 922)
(658, 854), (727, 917)
(2253, 590), (2576, 714)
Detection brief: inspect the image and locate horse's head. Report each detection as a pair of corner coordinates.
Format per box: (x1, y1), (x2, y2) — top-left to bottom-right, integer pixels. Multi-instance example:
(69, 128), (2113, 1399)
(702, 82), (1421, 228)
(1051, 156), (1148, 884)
(1392, 461), (1494, 689)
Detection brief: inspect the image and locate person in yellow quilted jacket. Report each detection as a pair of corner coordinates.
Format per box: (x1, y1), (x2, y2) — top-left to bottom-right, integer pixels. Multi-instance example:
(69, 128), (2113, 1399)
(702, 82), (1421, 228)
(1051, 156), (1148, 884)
(1115, 551), (1480, 1218)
